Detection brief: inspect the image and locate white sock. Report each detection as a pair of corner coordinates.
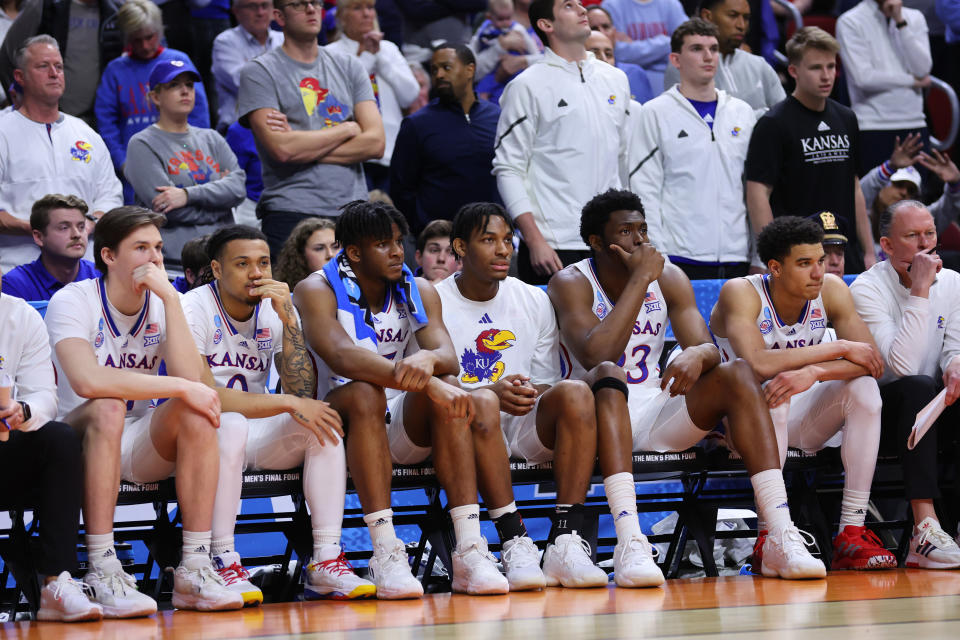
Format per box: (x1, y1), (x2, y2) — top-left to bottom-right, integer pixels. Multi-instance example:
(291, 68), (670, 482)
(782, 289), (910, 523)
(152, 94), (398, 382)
(487, 501), (517, 520)
(313, 528), (341, 562)
(182, 530), (212, 568)
(85, 532), (116, 569)
(604, 472), (642, 540)
(304, 436), (347, 553)
(364, 509), (397, 550)
(751, 469), (792, 532)
(212, 413), (246, 558)
(838, 488), (870, 531)
(449, 504), (481, 547)
(211, 535), (234, 558)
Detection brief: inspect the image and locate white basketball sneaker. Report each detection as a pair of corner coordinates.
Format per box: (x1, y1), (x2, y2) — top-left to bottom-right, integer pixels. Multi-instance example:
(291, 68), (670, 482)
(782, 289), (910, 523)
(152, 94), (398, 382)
(172, 557), (245, 611)
(368, 539), (424, 600)
(541, 533), (609, 588)
(37, 572), (103, 622)
(213, 551), (263, 606)
(906, 517), (960, 569)
(500, 536), (546, 591)
(613, 534), (665, 587)
(83, 557), (157, 618)
(304, 552), (377, 600)
(761, 525), (827, 579)
(451, 537), (509, 595)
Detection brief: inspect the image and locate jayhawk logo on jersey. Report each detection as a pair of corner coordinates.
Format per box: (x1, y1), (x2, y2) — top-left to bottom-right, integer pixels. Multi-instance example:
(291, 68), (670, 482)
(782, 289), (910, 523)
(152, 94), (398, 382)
(71, 140), (92, 163)
(460, 328), (515, 383)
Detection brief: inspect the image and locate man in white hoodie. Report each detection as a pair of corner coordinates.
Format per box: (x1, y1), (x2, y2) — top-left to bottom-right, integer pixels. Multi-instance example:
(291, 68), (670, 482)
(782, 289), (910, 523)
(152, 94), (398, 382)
(629, 18), (756, 280)
(837, 0), (932, 175)
(493, 0), (631, 285)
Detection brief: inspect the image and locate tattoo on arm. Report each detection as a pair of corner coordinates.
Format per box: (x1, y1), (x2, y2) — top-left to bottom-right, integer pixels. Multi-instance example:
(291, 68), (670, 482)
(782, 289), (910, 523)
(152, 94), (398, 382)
(279, 303), (316, 398)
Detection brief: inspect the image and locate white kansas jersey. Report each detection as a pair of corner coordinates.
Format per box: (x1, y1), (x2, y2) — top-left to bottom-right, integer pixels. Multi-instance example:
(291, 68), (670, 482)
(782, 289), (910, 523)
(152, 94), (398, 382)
(182, 282), (284, 394)
(46, 277), (167, 419)
(567, 258), (668, 388)
(310, 271), (418, 401)
(435, 274), (569, 388)
(714, 274), (827, 362)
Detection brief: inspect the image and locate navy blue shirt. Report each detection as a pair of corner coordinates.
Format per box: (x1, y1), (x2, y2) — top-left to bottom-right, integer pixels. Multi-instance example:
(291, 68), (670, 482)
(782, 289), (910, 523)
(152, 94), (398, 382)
(389, 97), (502, 234)
(2, 257), (100, 302)
(226, 121), (263, 202)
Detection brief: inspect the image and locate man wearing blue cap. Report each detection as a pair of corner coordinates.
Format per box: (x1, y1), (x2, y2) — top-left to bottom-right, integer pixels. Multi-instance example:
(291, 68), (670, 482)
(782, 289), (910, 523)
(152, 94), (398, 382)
(124, 58), (246, 264)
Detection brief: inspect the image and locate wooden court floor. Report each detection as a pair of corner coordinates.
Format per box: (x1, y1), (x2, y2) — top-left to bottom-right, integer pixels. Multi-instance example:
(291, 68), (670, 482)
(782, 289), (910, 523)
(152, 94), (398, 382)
(3, 570), (960, 640)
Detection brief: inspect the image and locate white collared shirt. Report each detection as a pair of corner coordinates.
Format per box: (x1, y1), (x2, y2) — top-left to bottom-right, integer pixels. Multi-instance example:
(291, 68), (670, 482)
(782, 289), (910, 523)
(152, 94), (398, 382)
(212, 25), (285, 127)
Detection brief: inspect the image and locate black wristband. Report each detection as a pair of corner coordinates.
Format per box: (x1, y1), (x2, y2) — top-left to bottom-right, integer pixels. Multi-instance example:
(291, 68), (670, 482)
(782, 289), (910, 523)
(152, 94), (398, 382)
(17, 401), (31, 422)
(591, 376), (629, 398)
(896, 19), (907, 28)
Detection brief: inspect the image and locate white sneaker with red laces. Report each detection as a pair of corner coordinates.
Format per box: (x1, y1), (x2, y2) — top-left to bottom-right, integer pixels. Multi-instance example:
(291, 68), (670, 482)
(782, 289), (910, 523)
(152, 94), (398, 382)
(213, 551), (263, 606)
(304, 551), (377, 600)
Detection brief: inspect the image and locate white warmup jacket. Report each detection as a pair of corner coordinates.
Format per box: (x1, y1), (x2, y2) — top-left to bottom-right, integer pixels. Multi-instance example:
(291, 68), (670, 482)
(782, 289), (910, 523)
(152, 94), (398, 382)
(629, 85), (756, 263)
(493, 48), (631, 251)
(837, 0), (932, 130)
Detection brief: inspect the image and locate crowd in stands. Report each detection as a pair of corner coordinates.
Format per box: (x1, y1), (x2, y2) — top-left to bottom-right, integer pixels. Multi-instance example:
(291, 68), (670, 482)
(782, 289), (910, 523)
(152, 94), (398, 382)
(2, 0), (960, 624)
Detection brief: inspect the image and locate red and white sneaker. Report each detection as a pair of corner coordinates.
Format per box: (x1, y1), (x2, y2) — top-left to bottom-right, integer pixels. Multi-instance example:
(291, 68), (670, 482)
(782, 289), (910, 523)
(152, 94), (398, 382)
(213, 552), (263, 606)
(906, 517), (960, 569)
(831, 525), (897, 570)
(305, 552), (376, 600)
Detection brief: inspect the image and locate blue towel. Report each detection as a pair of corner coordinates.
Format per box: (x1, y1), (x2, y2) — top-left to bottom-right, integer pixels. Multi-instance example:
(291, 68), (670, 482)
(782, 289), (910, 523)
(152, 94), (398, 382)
(322, 250), (428, 344)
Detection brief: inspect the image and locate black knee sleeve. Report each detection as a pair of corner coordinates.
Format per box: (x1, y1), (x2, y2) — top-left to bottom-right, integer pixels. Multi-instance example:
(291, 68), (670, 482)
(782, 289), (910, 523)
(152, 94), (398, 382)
(591, 376), (628, 399)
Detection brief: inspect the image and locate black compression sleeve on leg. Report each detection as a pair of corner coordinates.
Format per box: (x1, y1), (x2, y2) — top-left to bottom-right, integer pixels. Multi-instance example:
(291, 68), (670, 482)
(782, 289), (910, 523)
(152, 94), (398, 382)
(591, 376), (628, 398)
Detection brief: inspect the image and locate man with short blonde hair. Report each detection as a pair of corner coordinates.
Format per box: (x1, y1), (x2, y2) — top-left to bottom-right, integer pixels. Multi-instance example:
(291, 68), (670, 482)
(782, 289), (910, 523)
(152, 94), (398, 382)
(745, 27), (874, 274)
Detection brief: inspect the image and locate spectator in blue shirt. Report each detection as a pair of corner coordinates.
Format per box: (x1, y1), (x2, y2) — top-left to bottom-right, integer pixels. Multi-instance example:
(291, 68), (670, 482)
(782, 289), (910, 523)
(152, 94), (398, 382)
(94, 0), (210, 203)
(389, 44), (501, 235)
(587, 11), (660, 104)
(1, 194), (99, 302)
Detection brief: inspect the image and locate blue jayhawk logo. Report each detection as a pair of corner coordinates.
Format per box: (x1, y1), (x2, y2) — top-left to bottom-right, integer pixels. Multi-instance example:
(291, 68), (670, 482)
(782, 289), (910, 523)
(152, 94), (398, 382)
(0, 355), (4, 369)
(460, 328), (516, 383)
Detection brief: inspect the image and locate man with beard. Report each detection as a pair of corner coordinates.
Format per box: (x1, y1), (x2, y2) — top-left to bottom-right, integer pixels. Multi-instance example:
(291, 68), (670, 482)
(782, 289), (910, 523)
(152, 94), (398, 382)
(390, 44), (501, 238)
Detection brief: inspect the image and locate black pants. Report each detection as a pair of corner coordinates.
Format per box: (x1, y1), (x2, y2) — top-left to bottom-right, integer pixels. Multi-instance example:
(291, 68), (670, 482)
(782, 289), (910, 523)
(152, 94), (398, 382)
(0, 422), (83, 577)
(673, 261), (748, 281)
(517, 243), (591, 286)
(879, 376), (960, 501)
